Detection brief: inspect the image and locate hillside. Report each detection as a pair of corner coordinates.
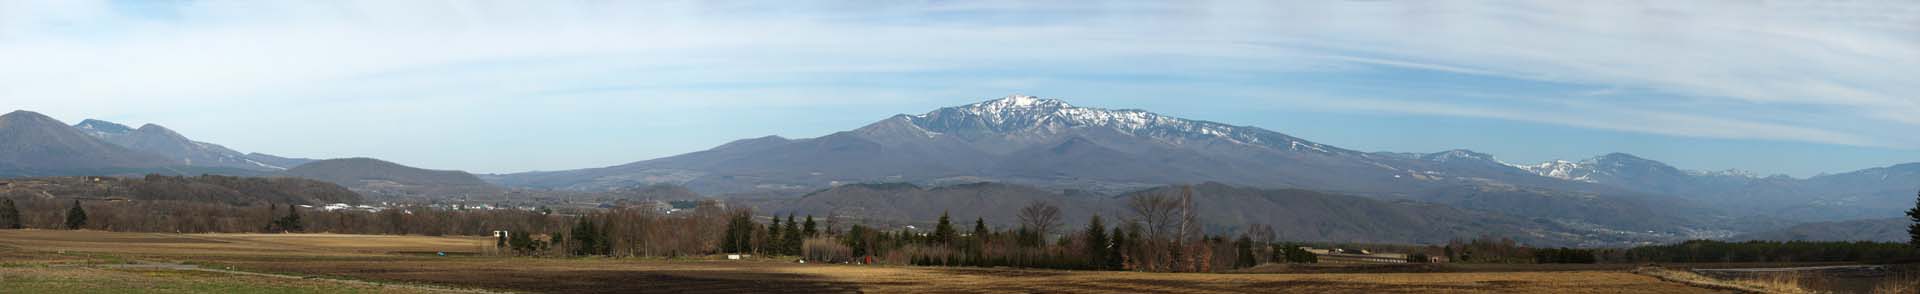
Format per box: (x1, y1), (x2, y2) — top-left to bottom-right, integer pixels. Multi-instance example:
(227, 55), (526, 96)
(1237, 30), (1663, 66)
(284, 158), (502, 200)
(0, 175), (361, 205)
(1732, 218), (1909, 243)
(493, 95), (1733, 241)
(0, 111), (174, 175)
(88, 122), (285, 171)
(1515, 153), (1920, 222)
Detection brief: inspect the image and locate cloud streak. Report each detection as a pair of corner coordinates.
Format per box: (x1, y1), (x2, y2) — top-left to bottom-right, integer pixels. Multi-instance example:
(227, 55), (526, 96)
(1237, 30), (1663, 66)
(0, 1), (1913, 172)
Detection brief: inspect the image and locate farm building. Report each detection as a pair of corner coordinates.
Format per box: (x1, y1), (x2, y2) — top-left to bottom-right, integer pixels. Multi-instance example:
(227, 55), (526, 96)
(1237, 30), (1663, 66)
(1302, 247), (1411, 264)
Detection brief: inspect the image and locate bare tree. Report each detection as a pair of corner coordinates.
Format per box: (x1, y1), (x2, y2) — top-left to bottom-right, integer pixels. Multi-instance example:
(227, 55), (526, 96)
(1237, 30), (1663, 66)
(1246, 223), (1275, 246)
(824, 210), (841, 235)
(1126, 191), (1185, 272)
(1126, 193), (1182, 241)
(1017, 200), (1062, 235)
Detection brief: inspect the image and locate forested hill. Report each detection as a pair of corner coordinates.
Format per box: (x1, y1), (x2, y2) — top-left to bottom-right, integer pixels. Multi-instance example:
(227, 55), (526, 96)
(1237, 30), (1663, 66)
(283, 157), (502, 200)
(0, 175), (362, 205)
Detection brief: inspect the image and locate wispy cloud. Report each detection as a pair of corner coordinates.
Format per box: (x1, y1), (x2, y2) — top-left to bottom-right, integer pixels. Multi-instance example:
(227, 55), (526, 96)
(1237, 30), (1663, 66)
(0, 1), (1913, 172)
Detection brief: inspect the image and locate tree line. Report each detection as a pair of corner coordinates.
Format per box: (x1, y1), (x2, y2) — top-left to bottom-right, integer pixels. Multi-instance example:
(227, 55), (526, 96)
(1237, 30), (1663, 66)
(11, 178), (1916, 270)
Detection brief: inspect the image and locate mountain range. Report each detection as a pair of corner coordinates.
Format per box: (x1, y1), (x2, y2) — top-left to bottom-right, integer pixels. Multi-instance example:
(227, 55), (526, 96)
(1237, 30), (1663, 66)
(0, 110), (494, 200)
(1511, 153), (1920, 222)
(3, 95), (1916, 246)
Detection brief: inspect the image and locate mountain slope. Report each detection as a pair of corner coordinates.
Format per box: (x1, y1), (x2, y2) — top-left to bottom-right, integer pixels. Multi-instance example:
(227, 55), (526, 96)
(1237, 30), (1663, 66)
(1733, 218), (1908, 242)
(501, 96), (1623, 196)
(0, 111), (174, 175)
(1, 175), (362, 205)
(284, 158), (501, 200)
(244, 153), (316, 169)
(75, 119), (288, 171)
(494, 95), (1729, 237)
(1514, 154), (1920, 222)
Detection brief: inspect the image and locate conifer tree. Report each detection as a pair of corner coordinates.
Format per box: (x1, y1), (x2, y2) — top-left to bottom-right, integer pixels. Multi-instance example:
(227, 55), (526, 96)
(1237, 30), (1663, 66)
(0, 198), (21, 230)
(933, 211), (956, 245)
(1084, 215), (1109, 269)
(803, 215), (818, 238)
(972, 218), (989, 242)
(1909, 189), (1920, 247)
(1108, 227), (1128, 270)
(768, 216), (783, 251)
(64, 200), (87, 230)
(1234, 235), (1257, 268)
(783, 214), (802, 255)
(281, 204), (304, 232)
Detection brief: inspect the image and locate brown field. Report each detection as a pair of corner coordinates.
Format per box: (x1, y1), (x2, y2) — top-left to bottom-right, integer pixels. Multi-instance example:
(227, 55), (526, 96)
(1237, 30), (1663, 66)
(0, 230), (1731, 293)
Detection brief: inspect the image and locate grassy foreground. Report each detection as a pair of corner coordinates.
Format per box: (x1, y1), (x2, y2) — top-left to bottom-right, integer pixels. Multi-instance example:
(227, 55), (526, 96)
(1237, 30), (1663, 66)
(0, 230), (1727, 293)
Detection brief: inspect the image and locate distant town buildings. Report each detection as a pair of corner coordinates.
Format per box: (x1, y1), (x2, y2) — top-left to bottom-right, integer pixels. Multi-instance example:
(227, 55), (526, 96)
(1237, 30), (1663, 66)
(1300, 247), (1422, 264)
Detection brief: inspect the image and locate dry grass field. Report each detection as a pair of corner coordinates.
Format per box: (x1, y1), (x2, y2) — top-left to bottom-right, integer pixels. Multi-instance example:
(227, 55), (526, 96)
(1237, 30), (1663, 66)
(0, 230), (1730, 293)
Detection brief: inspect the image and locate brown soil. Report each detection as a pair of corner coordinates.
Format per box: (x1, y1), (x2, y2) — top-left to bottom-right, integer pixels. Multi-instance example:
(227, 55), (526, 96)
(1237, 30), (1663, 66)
(0, 230), (1734, 294)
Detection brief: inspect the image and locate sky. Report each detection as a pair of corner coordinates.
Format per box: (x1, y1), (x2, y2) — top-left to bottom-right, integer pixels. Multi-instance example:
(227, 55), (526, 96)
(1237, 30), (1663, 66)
(1, 1), (1915, 176)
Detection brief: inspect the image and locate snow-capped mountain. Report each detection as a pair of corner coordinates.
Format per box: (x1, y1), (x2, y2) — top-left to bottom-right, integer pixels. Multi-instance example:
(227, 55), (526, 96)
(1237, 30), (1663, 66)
(1514, 153), (1778, 184)
(898, 95), (1347, 155)
(1514, 153), (1920, 221)
(1511, 153), (1703, 184)
(1513, 160), (1597, 182)
(495, 95), (1712, 234)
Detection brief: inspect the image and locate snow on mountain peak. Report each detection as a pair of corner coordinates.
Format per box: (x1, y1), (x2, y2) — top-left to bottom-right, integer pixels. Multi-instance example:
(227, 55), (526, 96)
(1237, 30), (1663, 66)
(1687, 168), (1762, 178)
(903, 95), (1346, 155)
(74, 119), (134, 139)
(1423, 149), (1497, 163)
(970, 95), (1072, 111)
(1511, 160), (1599, 183)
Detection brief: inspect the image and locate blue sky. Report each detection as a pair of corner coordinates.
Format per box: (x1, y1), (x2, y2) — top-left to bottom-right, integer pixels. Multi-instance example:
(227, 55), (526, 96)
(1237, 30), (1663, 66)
(2, 1), (1915, 176)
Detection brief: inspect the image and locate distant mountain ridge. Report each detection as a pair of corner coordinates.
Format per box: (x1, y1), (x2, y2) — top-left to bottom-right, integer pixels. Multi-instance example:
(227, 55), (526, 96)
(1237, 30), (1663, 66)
(1732, 218), (1908, 243)
(72, 118), (314, 171)
(1, 111), (490, 202)
(1512, 153), (1920, 221)
(284, 158), (502, 200)
(492, 95), (1748, 243)
(499, 96), (1618, 196)
(0, 111), (175, 174)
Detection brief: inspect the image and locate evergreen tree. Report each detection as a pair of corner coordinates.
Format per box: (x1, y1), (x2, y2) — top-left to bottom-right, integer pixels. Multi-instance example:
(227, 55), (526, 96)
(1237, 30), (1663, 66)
(1084, 215), (1109, 269)
(1911, 189), (1920, 247)
(933, 211), (956, 245)
(803, 215), (818, 238)
(64, 200), (87, 230)
(972, 218), (989, 242)
(0, 198), (21, 230)
(281, 204), (304, 232)
(570, 217), (601, 256)
(1108, 227), (1128, 270)
(263, 204), (278, 232)
(508, 230), (544, 255)
(1234, 235), (1257, 268)
(783, 214), (802, 255)
(770, 216), (784, 250)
